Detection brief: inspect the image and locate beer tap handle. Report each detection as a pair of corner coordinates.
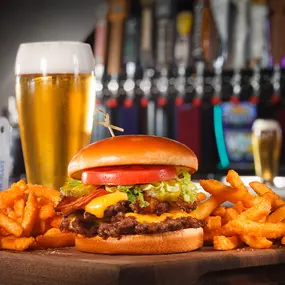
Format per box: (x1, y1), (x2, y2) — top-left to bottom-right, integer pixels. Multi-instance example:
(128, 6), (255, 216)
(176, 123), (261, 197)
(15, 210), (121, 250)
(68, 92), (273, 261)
(268, 0), (285, 103)
(210, 0), (230, 66)
(140, 0), (154, 70)
(201, 0), (213, 65)
(174, 11), (192, 106)
(123, 17), (139, 107)
(249, 0), (268, 104)
(210, 0), (230, 104)
(231, 0), (249, 103)
(94, 3), (108, 106)
(140, 0), (154, 107)
(107, 0), (127, 76)
(250, 0), (268, 67)
(107, 0), (127, 108)
(269, 0), (285, 66)
(192, 0), (206, 107)
(155, 0), (172, 105)
(155, 0), (172, 72)
(94, 2), (108, 68)
(192, 0), (204, 62)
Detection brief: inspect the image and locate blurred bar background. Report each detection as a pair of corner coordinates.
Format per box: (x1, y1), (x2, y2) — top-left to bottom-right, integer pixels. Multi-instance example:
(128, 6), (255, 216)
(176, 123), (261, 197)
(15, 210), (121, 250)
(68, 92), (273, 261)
(2, 0), (285, 183)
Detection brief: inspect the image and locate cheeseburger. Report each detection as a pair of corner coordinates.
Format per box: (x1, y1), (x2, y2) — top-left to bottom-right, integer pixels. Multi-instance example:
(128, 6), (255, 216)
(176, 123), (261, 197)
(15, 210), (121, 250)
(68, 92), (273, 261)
(57, 135), (206, 254)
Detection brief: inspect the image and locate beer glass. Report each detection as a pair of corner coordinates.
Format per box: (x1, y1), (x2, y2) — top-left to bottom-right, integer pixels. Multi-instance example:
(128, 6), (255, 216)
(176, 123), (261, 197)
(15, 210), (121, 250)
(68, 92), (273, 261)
(252, 119), (282, 185)
(15, 42), (96, 189)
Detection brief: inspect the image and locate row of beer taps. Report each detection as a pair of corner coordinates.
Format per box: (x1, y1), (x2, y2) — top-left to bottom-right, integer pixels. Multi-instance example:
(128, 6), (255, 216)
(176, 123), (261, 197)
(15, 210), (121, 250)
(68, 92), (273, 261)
(93, 0), (285, 107)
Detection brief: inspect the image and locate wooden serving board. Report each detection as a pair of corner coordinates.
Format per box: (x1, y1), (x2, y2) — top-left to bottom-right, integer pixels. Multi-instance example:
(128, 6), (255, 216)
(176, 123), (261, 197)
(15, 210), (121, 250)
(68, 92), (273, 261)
(1, 246), (285, 285)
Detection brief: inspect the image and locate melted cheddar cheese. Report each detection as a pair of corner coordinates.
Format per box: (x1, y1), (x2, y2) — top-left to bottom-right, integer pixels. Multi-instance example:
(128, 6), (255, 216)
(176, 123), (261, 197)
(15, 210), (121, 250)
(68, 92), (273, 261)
(85, 191), (128, 218)
(125, 210), (190, 223)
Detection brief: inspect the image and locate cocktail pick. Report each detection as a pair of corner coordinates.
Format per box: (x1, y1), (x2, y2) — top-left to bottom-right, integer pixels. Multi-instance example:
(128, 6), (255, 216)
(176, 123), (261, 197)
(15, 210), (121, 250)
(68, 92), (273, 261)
(95, 109), (124, 137)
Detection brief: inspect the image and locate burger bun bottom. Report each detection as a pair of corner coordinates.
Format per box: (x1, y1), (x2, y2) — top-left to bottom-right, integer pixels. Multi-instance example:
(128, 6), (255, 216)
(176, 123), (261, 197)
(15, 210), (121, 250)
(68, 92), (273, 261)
(75, 228), (203, 255)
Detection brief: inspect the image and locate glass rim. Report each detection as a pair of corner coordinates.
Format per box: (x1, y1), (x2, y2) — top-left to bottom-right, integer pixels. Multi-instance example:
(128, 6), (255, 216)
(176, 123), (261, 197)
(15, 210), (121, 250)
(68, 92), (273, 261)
(19, 41), (90, 47)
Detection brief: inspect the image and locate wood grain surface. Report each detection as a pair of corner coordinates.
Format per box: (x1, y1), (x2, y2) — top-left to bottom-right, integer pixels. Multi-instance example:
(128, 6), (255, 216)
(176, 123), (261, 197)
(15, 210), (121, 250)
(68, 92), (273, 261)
(1, 246), (285, 285)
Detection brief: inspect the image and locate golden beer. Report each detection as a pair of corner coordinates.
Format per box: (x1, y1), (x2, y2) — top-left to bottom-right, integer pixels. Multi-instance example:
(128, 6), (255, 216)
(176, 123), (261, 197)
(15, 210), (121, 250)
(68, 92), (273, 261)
(252, 119), (282, 184)
(15, 42), (95, 189)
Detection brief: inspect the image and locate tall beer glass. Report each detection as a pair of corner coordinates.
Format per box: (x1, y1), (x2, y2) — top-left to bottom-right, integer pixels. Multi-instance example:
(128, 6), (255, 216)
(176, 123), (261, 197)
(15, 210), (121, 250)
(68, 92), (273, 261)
(252, 119), (282, 185)
(15, 42), (95, 189)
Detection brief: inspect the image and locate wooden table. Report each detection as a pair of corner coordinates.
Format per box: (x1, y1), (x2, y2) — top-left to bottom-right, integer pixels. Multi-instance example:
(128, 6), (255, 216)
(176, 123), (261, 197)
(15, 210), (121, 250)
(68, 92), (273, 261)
(1, 246), (285, 285)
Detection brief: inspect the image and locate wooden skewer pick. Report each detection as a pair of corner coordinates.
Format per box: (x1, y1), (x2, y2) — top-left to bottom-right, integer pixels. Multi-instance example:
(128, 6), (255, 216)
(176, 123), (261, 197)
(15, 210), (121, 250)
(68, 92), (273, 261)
(95, 109), (124, 137)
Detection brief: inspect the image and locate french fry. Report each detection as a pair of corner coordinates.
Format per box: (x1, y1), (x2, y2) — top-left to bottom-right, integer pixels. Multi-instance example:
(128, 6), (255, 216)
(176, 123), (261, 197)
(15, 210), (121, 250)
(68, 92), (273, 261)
(199, 179), (254, 207)
(0, 236), (35, 251)
(33, 218), (47, 236)
(12, 179), (28, 191)
(190, 195), (225, 220)
(228, 219), (285, 239)
(213, 236), (242, 251)
(240, 235), (272, 249)
(232, 201), (246, 214)
(44, 227), (61, 236)
(203, 229), (214, 243)
(196, 192), (207, 202)
(238, 198), (271, 222)
(205, 216), (222, 231)
(266, 205), (285, 223)
(226, 170), (256, 206)
(0, 228), (10, 237)
(21, 192), (38, 237)
(223, 208), (239, 223)
(37, 197), (52, 206)
(48, 215), (62, 229)
(212, 206), (226, 217)
(14, 198), (25, 218)
(39, 204), (56, 221)
(0, 212), (23, 237)
(27, 185), (60, 206)
(0, 186), (24, 210)
(34, 231), (75, 249)
(250, 181), (285, 210)
(7, 208), (18, 220)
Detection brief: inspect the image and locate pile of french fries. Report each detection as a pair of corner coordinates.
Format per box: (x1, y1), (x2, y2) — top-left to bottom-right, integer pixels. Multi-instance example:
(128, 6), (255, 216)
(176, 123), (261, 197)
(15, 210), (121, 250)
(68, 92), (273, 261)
(0, 180), (75, 251)
(1, 170), (284, 252)
(193, 169), (285, 250)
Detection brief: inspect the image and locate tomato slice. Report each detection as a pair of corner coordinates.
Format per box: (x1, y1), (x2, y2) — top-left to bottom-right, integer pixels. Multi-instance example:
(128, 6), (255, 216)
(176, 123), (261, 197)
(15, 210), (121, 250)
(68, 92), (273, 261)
(81, 165), (177, 185)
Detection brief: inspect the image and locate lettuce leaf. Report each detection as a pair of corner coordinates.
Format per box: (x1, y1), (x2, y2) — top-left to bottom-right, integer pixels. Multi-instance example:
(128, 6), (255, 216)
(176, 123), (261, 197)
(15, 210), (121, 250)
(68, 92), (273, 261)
(105, 169), (197, 207)
(177, 169), (198, 202)
(107, 185), (150, 207)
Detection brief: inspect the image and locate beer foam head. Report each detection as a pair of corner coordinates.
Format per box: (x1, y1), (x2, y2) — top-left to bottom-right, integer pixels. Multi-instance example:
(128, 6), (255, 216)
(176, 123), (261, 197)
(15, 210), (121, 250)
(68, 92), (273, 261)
(252, 119), (282, 135)
(15, 42), (95, 75)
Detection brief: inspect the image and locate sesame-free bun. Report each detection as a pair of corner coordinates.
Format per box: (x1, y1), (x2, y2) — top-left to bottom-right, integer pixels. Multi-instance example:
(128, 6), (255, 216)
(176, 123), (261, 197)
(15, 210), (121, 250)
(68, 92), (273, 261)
(75, 227), (203, 255)
(68, 135), (198, 179)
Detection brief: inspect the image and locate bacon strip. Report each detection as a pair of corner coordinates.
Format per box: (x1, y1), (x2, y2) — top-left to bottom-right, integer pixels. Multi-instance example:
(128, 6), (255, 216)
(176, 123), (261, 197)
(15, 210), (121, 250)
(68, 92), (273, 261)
(56, 188), (108, 216)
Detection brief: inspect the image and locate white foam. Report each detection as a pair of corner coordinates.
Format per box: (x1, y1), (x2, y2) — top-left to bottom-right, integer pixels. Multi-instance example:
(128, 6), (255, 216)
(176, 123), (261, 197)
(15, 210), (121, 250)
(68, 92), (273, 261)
(252, 119), (282, 134)
(15, 42), (95, 75)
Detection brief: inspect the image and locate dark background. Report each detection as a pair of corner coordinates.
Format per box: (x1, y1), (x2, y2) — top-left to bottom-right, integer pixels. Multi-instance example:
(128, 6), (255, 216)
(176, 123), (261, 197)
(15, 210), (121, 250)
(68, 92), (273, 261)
(0, 0), (102, 113)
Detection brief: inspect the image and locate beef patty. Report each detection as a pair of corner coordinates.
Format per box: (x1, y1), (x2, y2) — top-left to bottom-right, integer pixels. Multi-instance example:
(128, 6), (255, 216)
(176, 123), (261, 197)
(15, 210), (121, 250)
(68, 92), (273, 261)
(61, 211), (206, 239)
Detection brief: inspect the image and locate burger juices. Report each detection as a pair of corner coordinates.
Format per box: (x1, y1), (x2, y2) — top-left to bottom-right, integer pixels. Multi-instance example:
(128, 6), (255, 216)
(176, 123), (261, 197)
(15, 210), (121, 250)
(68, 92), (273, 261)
(57, 135), (206, 254)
